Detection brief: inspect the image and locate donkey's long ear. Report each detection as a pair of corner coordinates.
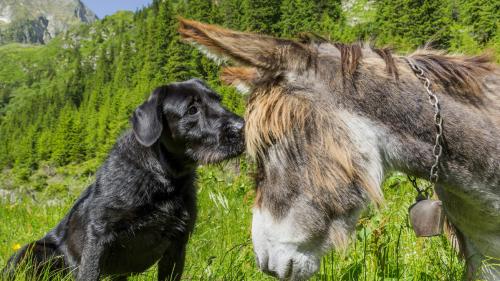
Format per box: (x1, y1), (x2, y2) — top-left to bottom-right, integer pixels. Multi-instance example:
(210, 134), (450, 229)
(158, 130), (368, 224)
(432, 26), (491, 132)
(131, 87), (165, 147)
(179, 18), (313, 70)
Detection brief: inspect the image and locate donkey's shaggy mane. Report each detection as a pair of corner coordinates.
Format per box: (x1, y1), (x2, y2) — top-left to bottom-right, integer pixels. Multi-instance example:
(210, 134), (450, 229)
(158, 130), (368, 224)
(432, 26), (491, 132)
(372, 46), (399, 79)
(328, 41), (496, 103)
(406, 51), (495, 102)
(333, 43), (363, 77)
(245, 86), (311, 159)
(179, 17), (497, 104)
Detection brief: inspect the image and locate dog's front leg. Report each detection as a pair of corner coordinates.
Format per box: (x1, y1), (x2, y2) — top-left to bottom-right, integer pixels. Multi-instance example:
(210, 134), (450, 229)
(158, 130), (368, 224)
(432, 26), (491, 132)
(157, 242), (187, 281)
(77, 226), (105, 281)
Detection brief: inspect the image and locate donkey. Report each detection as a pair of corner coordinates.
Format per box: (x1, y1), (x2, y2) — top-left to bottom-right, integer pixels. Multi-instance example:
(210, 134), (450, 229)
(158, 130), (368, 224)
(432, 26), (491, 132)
(179, 19), (500, 280)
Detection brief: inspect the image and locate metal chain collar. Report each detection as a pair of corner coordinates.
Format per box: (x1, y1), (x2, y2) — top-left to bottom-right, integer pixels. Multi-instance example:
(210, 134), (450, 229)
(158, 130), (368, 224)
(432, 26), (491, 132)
(405, 59), (444, 199)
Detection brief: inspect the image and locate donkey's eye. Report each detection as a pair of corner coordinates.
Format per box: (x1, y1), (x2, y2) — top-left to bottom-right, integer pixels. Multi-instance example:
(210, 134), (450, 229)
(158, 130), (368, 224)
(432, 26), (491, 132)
(187, 106), (198, 115)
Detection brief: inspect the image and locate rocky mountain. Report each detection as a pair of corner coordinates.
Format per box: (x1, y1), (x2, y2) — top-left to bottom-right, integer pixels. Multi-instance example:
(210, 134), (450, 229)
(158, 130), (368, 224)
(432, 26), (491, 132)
(0, 0), (97, 44)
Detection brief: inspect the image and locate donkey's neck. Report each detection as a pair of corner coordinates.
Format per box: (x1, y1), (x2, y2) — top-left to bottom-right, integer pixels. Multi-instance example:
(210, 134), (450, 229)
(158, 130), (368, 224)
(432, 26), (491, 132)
(341, 70), (500, 276)
(340, 74), (500, 190)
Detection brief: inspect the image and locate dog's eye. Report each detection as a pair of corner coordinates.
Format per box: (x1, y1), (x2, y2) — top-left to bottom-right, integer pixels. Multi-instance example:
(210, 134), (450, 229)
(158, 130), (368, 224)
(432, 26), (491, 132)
(187, 106), (198, 115)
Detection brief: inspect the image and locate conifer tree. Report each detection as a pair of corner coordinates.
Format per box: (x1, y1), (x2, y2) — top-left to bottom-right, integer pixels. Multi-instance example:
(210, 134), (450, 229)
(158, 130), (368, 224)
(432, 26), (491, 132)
(374, 0), (453, 49)
(241, 0), (281, 33)
(217, 0), (243, 29)
(164, 38), (200, 82)
(459, 0), (499, 44)
(153, 0), (176, 79)
(51, 105), (75, 166)
(315, 0), (343, 21)
(66, 48), (85, 107)
(181, 0), (213, 22)
(278, 0), (318, 37)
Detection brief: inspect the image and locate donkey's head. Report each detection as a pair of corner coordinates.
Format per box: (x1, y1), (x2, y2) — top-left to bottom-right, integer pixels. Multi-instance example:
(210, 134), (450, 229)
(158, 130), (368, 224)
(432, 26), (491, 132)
(179, 19), (387, 280)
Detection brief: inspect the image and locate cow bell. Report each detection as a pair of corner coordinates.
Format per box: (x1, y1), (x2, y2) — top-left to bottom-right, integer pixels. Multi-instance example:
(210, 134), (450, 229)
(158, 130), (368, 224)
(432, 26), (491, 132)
(409, 199), (445, 237)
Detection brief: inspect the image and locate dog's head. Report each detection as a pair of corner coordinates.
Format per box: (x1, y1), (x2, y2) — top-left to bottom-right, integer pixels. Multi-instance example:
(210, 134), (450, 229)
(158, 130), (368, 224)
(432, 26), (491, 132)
(132, 79), (245, 164)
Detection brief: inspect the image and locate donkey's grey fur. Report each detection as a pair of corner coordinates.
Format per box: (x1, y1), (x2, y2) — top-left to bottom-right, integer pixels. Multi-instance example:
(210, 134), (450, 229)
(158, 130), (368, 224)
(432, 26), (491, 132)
(178, 19), (499, 281)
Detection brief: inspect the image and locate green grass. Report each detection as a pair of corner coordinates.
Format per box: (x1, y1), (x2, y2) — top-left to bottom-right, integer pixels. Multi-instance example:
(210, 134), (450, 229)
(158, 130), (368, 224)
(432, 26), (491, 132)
(0, 164), (464, 280)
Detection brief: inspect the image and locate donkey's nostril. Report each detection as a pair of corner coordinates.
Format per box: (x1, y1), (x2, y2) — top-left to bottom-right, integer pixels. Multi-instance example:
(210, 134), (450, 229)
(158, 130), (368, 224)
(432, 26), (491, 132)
(263, 268), (279, 279)
(284, 259), (294, 279)
(258, 253), (269, 272)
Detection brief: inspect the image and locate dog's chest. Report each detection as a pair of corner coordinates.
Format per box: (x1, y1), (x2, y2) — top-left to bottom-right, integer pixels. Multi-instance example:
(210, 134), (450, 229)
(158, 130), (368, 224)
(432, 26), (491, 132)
(128, 188), (196, 239)
(102, 226), (172, 274)
(102, 192), (196, 274)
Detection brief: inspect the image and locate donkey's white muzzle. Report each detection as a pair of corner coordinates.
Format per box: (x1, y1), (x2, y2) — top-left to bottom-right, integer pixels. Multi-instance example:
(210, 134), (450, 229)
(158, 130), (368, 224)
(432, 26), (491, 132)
(253, 246), (319, 280)
(252, 208), (320, 280)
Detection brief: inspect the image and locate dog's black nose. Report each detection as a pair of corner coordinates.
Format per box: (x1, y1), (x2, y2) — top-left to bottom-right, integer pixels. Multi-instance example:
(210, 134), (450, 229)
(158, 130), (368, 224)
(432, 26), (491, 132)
(233, 120), (244, 132)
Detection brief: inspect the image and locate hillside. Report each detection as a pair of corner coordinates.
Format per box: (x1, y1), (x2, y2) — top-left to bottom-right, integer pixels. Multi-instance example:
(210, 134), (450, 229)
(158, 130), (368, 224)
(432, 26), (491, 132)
(1, 0), (498, 182)
(0, 0), (499, 183)
(0, 0), (96, 44)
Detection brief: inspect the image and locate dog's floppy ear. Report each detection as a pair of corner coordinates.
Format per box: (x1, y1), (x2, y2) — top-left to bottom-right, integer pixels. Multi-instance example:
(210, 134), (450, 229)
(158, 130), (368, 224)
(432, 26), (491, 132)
(132, 87), (165, 147)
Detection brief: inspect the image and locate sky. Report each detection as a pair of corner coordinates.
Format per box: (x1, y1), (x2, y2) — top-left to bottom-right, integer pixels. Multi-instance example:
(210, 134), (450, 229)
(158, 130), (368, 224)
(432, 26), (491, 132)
(82, 0), (153, 18)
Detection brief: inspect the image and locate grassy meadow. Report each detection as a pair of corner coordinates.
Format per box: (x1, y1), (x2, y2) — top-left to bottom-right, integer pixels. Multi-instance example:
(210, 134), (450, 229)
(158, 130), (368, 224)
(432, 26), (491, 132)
(0, 161), (464, 280)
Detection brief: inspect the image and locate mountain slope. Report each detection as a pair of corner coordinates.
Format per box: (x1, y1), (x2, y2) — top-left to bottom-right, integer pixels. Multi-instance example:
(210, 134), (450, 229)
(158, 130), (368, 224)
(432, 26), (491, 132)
(0, 0), (96, 44)
(0, 0), (498, 177)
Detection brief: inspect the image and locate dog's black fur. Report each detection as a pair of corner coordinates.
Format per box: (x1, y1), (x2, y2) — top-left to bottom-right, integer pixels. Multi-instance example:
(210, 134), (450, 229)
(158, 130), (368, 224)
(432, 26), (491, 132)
(2, 79), (245, 281)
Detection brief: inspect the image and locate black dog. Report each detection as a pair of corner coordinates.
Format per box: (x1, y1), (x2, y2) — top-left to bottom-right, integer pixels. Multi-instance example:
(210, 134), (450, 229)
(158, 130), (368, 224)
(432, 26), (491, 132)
(3, 79), (245, 280)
